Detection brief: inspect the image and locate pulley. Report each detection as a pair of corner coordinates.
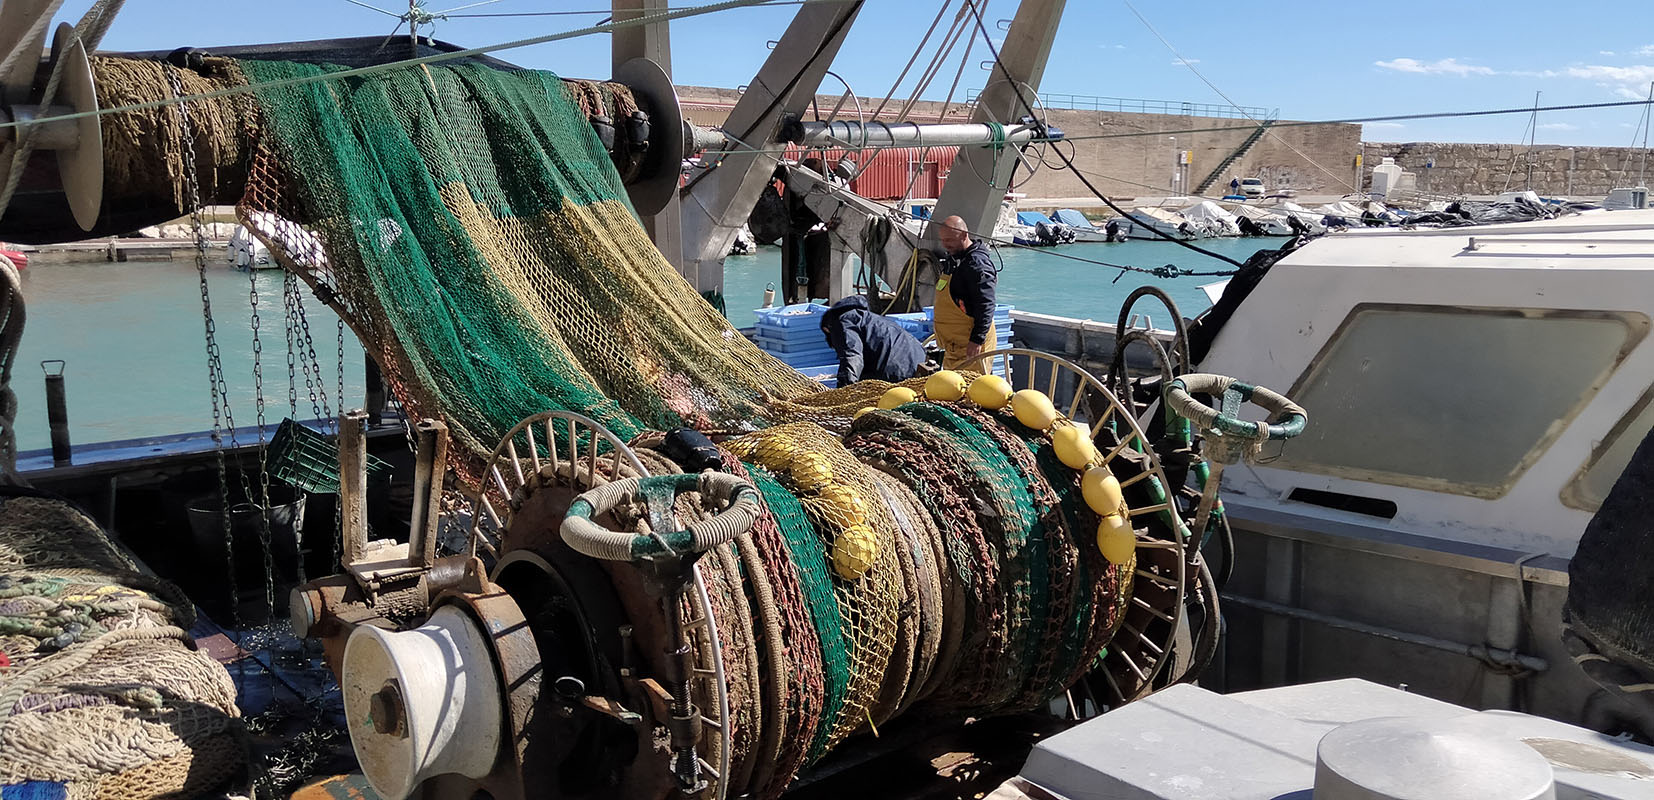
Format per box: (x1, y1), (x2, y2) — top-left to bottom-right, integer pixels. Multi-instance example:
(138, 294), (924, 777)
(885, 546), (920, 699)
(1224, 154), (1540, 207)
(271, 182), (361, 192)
(0, 20), (104, 231)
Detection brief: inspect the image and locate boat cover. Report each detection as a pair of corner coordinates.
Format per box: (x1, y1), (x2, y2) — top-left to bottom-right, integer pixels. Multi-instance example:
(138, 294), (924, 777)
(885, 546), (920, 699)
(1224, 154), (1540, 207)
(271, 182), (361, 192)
(1052, 209), (1096, 230)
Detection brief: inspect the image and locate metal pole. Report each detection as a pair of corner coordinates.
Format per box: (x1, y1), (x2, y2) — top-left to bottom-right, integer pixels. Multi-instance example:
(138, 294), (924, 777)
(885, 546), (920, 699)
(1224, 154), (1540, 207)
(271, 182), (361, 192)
(339, 409), (369, 566)
(42, 359), (69, 466)
(794, 119), (1053, 149)
(408, 418), (448, 568)
(364, 358), (386, 427)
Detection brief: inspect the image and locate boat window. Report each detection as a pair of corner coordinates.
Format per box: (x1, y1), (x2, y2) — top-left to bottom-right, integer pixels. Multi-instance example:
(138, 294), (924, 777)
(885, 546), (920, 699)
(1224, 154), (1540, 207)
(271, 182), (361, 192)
(1561, 385), (1654, 511)
(1271, 304), (1648, 499)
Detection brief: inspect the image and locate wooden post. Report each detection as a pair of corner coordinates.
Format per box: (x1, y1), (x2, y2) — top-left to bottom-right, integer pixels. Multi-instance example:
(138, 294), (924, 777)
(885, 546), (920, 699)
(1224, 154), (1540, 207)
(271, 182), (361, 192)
(339, 409), (369, 566)
(408, 418), (449, 568)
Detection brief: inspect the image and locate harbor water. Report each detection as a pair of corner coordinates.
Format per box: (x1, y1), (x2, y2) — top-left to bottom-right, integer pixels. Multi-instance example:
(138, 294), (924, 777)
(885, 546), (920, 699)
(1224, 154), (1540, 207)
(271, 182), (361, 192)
(15, 237), (1273, 452)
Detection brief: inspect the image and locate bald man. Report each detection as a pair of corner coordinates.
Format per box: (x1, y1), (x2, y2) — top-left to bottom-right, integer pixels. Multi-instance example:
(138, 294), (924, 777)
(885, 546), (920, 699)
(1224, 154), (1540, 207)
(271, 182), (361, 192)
(933, 215), (998, 373)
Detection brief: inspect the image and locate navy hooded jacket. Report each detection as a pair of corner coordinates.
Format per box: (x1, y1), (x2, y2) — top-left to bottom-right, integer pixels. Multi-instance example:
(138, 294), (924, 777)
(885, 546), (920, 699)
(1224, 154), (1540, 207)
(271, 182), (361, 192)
(820, 295), (927, 386)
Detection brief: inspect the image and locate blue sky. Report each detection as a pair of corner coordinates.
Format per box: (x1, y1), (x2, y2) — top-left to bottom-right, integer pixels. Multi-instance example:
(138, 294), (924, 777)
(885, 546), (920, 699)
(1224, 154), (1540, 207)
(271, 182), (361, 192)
(47, 0), (1654, 147)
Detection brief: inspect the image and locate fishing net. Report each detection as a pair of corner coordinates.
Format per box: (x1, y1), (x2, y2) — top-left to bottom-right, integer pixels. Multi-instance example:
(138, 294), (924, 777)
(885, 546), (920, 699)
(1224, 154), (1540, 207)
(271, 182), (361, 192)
(76, 52), (1169, 797)
(233, 58), (819, 473)
(0, 491), (245, 799)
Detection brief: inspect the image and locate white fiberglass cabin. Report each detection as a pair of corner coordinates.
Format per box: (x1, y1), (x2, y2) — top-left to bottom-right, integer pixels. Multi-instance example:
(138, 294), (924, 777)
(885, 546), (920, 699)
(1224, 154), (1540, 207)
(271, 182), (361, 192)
(1197, 208), (1654, 727)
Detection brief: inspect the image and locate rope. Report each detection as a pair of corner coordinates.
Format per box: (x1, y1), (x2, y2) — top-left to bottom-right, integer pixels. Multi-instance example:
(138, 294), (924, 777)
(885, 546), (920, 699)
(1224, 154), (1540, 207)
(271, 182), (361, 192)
(0, 627), (193, 728)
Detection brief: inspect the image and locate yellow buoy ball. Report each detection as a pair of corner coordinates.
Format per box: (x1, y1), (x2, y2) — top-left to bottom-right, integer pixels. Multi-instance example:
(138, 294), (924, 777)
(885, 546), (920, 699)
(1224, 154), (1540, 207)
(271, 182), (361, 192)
(1011, 389), (1059, 430)
(924, 370), (967, 402)
(723, 436), (758, 459)
(788, 451), (834, 492)
(879, 386), (918, 410)
(814, 483), (869, 527)
(853, 406), (876, 420)
(967, 373), (1013, 410)
(1081, 467), (1124, 516)
(1096, 513), (1136, 565)
(831, 524), (879, 580)
(1052, 421), (1098, 469)
(755, 437), (797, 472)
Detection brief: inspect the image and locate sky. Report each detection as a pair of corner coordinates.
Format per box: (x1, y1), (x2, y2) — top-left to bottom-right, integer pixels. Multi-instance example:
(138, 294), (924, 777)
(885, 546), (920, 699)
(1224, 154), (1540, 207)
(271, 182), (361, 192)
(42, 0), (1654, 148)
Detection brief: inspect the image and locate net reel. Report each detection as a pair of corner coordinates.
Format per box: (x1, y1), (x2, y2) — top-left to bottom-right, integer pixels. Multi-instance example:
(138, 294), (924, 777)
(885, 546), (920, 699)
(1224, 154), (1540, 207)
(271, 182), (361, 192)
(313, 346), (1205, 800)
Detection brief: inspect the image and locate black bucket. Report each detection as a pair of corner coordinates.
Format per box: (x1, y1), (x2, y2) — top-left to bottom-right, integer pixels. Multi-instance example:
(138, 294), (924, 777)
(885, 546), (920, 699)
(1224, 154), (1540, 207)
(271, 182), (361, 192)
(186, 483), (307, 626)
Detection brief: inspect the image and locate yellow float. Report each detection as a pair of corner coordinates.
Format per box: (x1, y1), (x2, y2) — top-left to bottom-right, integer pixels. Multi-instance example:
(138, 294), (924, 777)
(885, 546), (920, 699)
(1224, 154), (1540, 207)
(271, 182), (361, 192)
(831, 523), (878, 580)
(1011, 389), (1058, 430)
(853, 406), (875, 420)
(967, 373), (1013, 410)
(1052, 421), (1098, 469)
(879, 386), (918, 410)
(813, 483), (869, 526)
(924, 369), (967, 401)
(1096, 512), (1135, 565)
(1081, 466), (1124, 515)
(788, 451), (834, 492)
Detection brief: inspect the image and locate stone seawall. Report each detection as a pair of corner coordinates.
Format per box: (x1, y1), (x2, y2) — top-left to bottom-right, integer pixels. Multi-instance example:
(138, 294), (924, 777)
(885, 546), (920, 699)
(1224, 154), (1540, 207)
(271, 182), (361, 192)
(677, 86), (1364, 198)
(1360, 142), (1652, 197)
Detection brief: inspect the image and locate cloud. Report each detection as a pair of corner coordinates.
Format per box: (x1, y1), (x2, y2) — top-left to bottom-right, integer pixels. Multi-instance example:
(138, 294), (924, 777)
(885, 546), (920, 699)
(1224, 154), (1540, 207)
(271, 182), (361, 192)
(1173, 58), (1200, 66)
(1537, 122), (1580, 131)
(1639, 44), (1654, 57)
(1096, 43), (1126, 49)
(1602, 50), (1618, 56)
(1615, 85), (1649, 99)
(1565, 64), (1654, 83)
(1365, 122), (1406, 129)
(1374, 57), (1495, 76)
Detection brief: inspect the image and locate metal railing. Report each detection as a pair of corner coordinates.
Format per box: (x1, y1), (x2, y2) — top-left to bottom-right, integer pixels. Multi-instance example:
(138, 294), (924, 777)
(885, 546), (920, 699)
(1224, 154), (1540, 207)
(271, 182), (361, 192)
(965, 89), (1275, 120)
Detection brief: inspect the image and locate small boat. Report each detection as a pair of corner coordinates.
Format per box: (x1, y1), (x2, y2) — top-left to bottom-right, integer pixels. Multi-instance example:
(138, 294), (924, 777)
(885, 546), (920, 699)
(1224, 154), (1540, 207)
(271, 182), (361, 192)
(227, 224), (278, 270)
(1179, 200), (1243, 237)
(1012, 210), (1074, 246)
(1050, 208), (1113, 242)
(1223, 202), (1295, 236)
(1110, 206), (1199, 240)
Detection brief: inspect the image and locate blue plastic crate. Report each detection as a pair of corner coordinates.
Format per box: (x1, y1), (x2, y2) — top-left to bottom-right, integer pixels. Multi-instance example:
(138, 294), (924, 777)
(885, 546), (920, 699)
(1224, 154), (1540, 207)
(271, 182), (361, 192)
(753, 303), (828, 328)
(756, 334), (833, 354)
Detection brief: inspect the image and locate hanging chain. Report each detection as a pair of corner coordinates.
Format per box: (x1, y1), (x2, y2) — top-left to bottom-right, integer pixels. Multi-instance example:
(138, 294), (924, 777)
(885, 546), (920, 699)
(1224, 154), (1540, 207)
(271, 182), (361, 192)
(283, 272), (300, 419)
(167, 65), (242, 630)
(248, 262), (279, 609)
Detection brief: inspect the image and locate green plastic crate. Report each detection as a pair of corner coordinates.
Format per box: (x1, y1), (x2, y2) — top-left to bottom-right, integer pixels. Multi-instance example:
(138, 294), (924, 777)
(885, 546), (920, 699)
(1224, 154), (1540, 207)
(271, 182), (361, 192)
(266, 418), (393, 494)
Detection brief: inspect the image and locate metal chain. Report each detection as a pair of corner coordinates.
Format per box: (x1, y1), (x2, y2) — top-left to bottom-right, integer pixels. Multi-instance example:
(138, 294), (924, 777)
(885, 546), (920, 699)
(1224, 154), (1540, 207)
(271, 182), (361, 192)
(166, 65), (241, 630)
(248, 265), (279, 608)
(283, 272), (300, 419)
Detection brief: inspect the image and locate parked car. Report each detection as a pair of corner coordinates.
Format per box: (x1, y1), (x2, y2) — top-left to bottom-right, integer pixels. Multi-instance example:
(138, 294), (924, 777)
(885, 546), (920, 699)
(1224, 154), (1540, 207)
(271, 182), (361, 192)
(1239, 177), (1266, 198)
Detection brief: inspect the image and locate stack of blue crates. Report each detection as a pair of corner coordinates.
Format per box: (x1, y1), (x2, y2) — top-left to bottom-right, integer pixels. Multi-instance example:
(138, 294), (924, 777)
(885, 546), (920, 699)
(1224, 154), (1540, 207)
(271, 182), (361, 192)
(752, 302), (1016, 387)
(753, 304), (840, 387)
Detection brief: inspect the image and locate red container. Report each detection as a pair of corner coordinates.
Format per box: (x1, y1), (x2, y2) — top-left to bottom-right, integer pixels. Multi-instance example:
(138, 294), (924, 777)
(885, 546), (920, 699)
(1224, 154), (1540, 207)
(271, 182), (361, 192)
(780, 145), (960, 201)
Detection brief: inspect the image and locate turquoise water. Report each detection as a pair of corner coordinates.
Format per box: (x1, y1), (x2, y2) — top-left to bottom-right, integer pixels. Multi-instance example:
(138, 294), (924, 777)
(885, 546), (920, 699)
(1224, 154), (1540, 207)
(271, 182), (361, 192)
(723, 237), (1270, 326)
(14, 237), (1275, 450)
(15, 261), (365, 453)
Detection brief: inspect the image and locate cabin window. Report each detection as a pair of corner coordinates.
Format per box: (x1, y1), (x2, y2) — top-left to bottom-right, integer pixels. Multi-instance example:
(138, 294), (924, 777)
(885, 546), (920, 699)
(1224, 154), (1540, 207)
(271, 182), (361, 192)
(1561, 386), (1654, 511)
(1272, 304), (1648, 499)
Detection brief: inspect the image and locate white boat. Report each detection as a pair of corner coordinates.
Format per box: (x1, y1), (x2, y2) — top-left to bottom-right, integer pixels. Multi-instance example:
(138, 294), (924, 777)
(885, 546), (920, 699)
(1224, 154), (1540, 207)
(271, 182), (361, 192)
(1179, 199), (1242, 237)
(1110, 206), (1199, 240)
(1223, 201), (1296, 236)
(226, 224), (276, 270)
(1050, 208), (1114, 242)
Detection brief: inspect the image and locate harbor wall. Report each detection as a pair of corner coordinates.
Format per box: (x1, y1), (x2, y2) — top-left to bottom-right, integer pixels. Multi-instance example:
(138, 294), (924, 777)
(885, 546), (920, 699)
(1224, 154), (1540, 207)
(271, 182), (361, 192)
(677, 86), (1364, 199)
(1360, 141), (1652, 197)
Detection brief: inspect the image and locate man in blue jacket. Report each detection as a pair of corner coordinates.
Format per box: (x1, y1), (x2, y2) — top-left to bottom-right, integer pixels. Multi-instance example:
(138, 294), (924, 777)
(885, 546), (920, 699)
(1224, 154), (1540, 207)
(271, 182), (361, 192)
(820, 295), (927, 386)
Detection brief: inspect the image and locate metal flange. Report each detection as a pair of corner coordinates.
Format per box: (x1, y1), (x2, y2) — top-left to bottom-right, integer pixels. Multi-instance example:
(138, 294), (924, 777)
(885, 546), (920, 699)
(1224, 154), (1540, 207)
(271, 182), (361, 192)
(613, 57), (683, 217)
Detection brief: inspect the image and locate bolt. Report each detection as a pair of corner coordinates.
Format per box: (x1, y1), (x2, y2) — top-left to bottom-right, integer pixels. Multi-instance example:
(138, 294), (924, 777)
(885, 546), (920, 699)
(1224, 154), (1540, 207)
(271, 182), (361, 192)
(370, 680), (408, 738)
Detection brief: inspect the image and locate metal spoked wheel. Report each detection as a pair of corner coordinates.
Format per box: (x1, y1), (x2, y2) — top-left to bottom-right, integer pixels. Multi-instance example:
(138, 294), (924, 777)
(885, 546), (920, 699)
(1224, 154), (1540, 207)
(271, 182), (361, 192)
(985, 348), (1189, 710)
(467, 411), (733, 800)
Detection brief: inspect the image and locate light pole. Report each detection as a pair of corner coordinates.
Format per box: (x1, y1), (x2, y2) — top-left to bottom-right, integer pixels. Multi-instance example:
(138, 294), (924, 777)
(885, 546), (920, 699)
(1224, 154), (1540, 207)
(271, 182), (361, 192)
(1169, 136), (1179, 195)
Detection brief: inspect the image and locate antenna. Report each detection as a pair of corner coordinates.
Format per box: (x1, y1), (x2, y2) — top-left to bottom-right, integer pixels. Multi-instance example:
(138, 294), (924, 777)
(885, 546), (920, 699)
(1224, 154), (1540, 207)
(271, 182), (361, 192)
(1641, 82), (1653, 187)
(343, 0), (508, 53)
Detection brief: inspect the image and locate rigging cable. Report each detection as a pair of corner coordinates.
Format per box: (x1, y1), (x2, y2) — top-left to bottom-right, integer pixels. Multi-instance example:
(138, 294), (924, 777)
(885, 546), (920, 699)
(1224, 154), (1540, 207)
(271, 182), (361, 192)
(1119, 0), (1358, 195)
(960, 3), (1246, 269)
